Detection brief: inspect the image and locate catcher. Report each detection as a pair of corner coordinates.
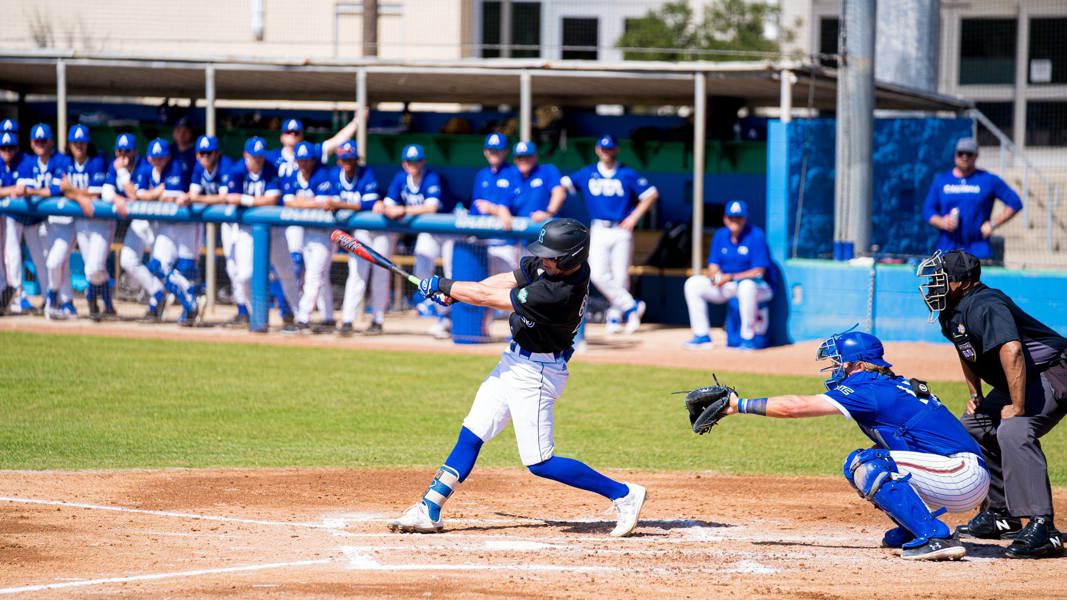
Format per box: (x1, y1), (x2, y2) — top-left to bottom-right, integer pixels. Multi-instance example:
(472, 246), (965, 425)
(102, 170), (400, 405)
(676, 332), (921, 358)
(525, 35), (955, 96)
(685, 328), (989, 561)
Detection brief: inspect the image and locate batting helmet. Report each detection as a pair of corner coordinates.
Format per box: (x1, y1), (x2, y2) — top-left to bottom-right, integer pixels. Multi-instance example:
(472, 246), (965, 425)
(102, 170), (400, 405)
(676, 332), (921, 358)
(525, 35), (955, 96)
(526, 218), (589, 271)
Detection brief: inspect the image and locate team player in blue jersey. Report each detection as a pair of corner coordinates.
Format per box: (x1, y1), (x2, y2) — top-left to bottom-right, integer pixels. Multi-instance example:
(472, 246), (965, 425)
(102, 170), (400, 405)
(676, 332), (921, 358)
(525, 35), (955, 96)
(58, 125), (111, 320)
(561, 134), (657, 335)
(923, 137), (1022, 261)
(186, 135), (234, 324)
(0, 126), (43, 315)
(329, 141), (382, 337)
(107, 133), (164, 313)
(714, 328), (989, 560)
(470, 133), (520, 277)
(504, 141), (565, 224)
(26, 124), (73, 318)
(683, 200), (774, 350)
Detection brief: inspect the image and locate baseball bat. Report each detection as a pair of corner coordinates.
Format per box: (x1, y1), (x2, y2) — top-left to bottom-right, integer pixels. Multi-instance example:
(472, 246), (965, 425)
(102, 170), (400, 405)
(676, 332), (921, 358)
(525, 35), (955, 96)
(331, 229), (421, 286)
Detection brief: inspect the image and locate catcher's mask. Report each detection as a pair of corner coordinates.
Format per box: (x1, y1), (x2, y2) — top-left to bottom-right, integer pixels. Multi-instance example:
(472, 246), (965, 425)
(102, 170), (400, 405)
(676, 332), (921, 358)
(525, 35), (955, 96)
(916, 250), (949, 321)
(817, 326), (892, 390)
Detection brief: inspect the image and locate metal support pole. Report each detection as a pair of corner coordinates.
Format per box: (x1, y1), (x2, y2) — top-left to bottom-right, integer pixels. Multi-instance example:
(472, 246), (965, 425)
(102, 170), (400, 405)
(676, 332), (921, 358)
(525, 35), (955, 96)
(56, 60), (67, 153)
(780, 69), (794, 123)
(500, 0), (512, 58)
(1022, 162), (1030, 228)
(204, 65), (218, 315)
(250, 224), (271, 333)
(692, 72), (707, 274)
(519, 70), (532, 140)
(357, 69), (368, 160)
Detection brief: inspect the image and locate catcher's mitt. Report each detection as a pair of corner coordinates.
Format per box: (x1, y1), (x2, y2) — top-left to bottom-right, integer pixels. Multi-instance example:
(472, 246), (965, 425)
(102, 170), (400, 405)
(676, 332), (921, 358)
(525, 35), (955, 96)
(683, 375), (735, 435)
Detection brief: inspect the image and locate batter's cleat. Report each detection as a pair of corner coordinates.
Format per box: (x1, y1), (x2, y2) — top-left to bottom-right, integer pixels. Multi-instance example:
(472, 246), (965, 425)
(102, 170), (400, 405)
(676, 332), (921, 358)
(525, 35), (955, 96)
(387, 502), (444, 534)
(610, 483), (647, 538)
(901, 536), (966, 561)
(683, 334), (714, 350)
(881, 526), (916, 548)
(956, 509), (1023, 540)
(224, 313), (250, 329)
(338, 322), (355, 337)
(623, 301), (646, 335)
(364, 321), (384, 336)
(1006, 517), (1064, 559)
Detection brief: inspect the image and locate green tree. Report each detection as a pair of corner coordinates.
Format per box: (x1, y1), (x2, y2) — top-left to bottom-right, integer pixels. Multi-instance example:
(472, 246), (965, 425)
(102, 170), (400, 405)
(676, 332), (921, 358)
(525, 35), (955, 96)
(617, 0), (795, 62)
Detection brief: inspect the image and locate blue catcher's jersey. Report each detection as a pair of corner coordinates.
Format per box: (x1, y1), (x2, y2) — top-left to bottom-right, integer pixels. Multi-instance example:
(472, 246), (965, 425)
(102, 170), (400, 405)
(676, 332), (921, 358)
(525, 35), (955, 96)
(103, 157), (149, 200)
(821, 371), (983, 456)
(470, 164), (514, 214)
(190, 156), (234, 196)
(506, 163), (562, 217)
(923, 169), (1023, 259)
(135, 158), (190, 197)
(61, 156), (107, 193)
(268, 144), (326, 179)
(1, 152), (38, 224)
(708, 225), (772, 275)
(384, 169), (443, 210)
(221, 162), (281, 204)
(565, 163), (656, 222)
(328, 166), (379, 210)
(281, 165), (334, 201)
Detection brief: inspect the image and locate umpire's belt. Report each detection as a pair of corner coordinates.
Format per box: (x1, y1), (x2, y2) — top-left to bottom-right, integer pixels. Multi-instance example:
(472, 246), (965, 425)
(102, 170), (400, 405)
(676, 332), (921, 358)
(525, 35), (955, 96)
(509, 341), (573, 363)
(590, 219), (620, 228)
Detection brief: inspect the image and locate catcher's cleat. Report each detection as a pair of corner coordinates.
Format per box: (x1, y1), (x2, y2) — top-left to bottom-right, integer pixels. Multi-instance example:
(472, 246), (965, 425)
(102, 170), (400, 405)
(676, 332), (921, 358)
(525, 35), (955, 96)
(881, 526), (916, 548)
(1006, 517), (1064, 559)
(956, 509), (1022, 540)
(901, 536), (965, 561)
(610, 483), (647, 538)
(388, 502), (444, 534)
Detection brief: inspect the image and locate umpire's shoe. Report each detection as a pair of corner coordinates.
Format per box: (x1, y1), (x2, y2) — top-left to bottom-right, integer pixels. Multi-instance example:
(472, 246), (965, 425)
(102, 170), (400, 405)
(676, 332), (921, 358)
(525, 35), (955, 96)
(388, 502), (443, 534)
(1006, 516), (1065, 559)
(901, 536), (966, 561)
(956, 509), (1023, 539)
(610, 483), (647, 537)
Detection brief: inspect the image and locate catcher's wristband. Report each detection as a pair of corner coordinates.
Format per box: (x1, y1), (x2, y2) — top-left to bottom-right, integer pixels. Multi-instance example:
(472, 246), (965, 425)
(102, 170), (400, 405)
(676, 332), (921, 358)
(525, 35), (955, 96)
(738, 397), (768, 415)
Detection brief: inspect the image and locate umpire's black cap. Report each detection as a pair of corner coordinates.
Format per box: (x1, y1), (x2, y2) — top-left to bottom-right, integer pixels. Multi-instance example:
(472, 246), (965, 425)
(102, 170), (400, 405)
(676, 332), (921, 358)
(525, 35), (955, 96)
(943, 249), (981, 282)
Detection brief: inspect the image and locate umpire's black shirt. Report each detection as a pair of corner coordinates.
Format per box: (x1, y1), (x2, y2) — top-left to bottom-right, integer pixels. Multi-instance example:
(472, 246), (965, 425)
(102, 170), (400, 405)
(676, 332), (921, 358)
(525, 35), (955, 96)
(509, 256), (589, 354)
(939, 283), (1067, 391)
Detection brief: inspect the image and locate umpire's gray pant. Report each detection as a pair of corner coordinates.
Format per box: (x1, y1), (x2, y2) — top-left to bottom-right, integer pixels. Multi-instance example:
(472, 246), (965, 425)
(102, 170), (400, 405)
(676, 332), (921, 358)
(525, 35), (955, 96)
(962, 362), (1067, 518)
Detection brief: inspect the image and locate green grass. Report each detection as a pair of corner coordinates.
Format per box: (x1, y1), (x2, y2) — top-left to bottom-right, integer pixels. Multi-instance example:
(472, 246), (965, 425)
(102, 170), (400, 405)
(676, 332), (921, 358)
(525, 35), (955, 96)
(2, 331), (1065, 484)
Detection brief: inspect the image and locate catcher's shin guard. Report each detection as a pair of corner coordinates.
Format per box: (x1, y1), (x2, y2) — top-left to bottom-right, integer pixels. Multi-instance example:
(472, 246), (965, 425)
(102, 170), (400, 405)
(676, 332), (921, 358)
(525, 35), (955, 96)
(421, 465), (461, 522)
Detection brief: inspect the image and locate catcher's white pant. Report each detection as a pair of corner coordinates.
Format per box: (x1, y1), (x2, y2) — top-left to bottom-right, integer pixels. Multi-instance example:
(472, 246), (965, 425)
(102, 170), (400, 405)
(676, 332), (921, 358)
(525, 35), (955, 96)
(233, 225), (300, 314)
(890, 451), (989, 513)
(120, 219), (162, 296)
(685, 276), (773, 340)
(462, 345), (568, 466)
(342, 230), (395, 325)
(588, 221), (637, 314)
(4, 218), (49, 304)
(44, 220), (75, 304)
(75, 218), (115, 286)
(295, 229), (334, 324)
(220, 222), (247, 309)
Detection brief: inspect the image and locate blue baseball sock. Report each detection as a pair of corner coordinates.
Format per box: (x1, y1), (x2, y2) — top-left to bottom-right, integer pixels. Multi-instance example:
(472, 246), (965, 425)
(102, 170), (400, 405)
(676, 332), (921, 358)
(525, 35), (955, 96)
(101, 283), (113, 310)
(237, 304), (249, 317)
(86, 285), (97, 305)
(443, 426), (484, 482)
(150, 290), (165, 309)
(528, 456), (629, 500)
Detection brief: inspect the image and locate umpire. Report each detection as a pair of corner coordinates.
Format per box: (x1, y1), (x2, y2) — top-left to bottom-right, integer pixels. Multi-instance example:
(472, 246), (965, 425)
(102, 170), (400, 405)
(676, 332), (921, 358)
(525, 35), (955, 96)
(917, 249), (1067, 558)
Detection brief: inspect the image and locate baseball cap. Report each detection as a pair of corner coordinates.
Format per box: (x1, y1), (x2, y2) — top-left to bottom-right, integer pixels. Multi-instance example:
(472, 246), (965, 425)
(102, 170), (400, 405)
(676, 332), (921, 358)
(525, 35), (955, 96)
(942, 249), (981, 282)
(1, 119), (17, 133)
(336, 140), (358, 160)
(596, 134), (618, 149)
(294, 141), (315, 161)
(725, 199), (748, 218)
(196, 135), (218, 152)
(955, 137), (979, 154)
(115, 133), (137, 151)
(31, 123), (53, 141)
(0, 132), (17, 148)
(147, 138), (171, 158)
(173, 115), (195, 129)
(282, 119), (304, 133)
(484, 133), (508, 151)
(513, 141), (537, 157)
(68, 124), (90, 143)
(244, 136), (267, 157)
(402, 144), (424, 162)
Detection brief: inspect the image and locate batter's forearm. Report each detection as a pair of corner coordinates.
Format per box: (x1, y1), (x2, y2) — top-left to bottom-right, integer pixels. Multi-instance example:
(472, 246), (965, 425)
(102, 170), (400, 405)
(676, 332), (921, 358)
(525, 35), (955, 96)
(447, 280), (514, 311)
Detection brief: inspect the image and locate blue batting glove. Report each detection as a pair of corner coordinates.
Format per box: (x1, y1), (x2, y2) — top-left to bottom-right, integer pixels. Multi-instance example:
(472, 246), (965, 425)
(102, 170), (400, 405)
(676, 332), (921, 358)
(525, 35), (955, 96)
(429, 293), (453, 307)
(418, 275), (441, 298)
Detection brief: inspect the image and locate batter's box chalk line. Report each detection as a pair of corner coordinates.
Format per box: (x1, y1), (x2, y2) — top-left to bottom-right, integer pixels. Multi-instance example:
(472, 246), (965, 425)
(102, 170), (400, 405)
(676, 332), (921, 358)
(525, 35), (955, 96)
(339, 546), (618, 573)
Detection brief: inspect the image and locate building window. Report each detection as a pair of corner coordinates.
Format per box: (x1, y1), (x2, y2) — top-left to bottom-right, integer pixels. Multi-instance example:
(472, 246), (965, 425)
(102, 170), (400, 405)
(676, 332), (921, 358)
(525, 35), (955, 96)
(818, 17), (839, 68)
(562, 17), (598, 60)
(974, 101), (1013, 147)
(1029, 18), (1067, 84)
(480, 1), (541, 58)
(959, 18), (1017, 85)
(1026, 101), (1067, 147)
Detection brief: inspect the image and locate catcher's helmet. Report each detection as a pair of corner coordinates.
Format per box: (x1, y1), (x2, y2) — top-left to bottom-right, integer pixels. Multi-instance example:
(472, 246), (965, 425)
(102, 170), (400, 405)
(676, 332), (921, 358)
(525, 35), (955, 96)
(526, 218), (589, 271)
(817, 326), (891, 390)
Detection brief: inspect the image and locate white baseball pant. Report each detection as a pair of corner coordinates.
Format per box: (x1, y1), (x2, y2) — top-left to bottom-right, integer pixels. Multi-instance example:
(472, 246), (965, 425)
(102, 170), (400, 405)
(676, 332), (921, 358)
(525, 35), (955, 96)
(120, 219), (162, 296)
(487, 242), (520, 276)
(588, 221), (637, 314)
(685, 276), (773, 340)
(890, 451), (989, 513)
(4, 218), (49, 304)
(220, 222), (247, 309)
(75, 218), (115, 286)
(341, 230), (395, 325)
(295, 229), (334, 324)
(286, 224), (332, 318)
(233, 225), (300, 314)
(44, 219), (75, 305)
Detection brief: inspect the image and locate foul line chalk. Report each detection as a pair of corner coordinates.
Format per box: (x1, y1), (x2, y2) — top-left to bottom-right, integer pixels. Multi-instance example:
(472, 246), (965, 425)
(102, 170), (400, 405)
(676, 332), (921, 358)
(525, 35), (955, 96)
(340, 547), (615, 573)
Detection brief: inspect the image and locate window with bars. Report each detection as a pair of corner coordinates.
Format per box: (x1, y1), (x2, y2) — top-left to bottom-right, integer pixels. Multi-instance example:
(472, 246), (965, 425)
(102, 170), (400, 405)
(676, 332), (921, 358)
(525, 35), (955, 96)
(562, 17), (598, 60)
(480, 1), (542, 59)
(959, 18), (1017, 85)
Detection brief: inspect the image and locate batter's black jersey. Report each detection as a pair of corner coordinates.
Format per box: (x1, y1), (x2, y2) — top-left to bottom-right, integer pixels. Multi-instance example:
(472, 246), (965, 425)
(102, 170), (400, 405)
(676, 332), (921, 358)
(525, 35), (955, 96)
(939, 283), (1067, 391)
(508, 256), (589, 354)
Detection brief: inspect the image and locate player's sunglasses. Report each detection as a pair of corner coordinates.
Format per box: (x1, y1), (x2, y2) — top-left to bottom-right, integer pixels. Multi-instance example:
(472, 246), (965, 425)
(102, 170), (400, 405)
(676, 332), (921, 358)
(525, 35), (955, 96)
(196, 151), (215, 157)
(955, 151), (975, 158)
(283, 130), (302, 136)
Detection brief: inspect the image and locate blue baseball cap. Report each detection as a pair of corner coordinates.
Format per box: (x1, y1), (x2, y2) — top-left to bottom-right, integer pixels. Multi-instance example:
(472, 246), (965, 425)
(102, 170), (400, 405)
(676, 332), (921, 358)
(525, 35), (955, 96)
(294, 141), (315, 161)
(195, 135), (219, 152)
(0, 132), (17, 148)
(68, 124), (90, 143)
(147, 138), (171, 158)
(282, 119), (304, 133)
(336, 140), (358, 160)
(513, 141), (537, 157)
(484, 133), (508, 151)
(596, 134), (618, 149)
(31, 123), (53, 141)
(725, 199), (748, 218)
(1, 119), (17, 133)
(244, 136), (267, 157)
(115, 133), (137, 151)
(402, 144), (424, 162)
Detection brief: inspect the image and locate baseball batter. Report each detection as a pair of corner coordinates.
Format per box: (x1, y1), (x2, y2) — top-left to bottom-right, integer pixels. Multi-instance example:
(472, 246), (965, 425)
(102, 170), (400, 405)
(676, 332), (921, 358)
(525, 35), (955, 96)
(0, 127), (42, 314)
(58, 125), (110, 320)
(389, 218), (647, 537)
(698, 328), (988, 560)
(26, 124), (72, 317)
(561, 134), (657, 334)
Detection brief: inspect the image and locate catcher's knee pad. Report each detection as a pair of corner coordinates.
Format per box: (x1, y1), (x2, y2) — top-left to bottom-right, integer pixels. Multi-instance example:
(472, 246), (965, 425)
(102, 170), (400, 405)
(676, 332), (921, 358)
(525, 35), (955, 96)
(844, 448), (951, 544)
(843, 448), (895, 499)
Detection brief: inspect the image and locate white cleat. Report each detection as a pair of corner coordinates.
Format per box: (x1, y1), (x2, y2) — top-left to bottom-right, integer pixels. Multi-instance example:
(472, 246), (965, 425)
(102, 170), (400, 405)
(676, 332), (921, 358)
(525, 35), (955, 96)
(387, 502), (444, 534)
(623, 301), (646, 335)
(610, 483), (647, 537)
(604, 317), (622, 335)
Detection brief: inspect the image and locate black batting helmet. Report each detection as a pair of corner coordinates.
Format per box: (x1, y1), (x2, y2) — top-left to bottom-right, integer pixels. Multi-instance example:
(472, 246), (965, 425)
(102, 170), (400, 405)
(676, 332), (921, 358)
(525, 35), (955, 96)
(527, 218), (589, 271)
